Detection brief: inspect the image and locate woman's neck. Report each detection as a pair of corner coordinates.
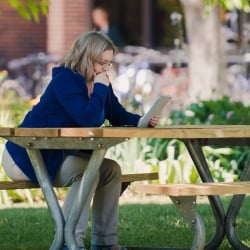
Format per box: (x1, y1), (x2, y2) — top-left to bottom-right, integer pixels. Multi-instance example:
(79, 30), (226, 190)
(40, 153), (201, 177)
(86, 81), (94, 97)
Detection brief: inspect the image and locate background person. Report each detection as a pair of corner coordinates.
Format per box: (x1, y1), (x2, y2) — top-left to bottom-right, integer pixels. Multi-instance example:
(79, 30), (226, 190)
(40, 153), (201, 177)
(92, 6), (125, 48)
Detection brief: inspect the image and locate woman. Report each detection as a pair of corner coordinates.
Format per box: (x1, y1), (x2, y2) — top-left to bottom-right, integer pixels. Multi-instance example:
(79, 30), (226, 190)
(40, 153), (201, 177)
(2, 31), (159, 250)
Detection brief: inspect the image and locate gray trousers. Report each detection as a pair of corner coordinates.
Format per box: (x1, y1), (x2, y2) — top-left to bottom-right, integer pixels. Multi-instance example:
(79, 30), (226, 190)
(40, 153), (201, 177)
(2, 149), (122, 248)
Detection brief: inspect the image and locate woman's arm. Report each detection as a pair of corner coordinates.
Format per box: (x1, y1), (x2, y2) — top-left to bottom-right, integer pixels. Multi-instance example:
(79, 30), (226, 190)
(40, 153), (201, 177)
(54, 70), (109, 127)
(105, 85), (141, 126)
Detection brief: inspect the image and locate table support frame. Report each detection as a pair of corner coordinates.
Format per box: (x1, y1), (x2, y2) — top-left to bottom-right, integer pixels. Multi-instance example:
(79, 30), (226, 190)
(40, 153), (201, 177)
(27, 148), (107, 250)
(27, 148), (65, 250)
(64, 149), (107, 250)
(184, 139), (250, 250)
(183, 139), (226, 250)
(170, 196), (205, 250)
(225, 158), (250, 250)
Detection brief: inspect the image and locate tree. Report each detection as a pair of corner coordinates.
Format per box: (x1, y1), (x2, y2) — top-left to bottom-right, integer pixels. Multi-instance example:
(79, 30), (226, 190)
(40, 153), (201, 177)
(204, 0), (250, 11)
(2, 0), (48, 22)
(179, 0), (250, 102)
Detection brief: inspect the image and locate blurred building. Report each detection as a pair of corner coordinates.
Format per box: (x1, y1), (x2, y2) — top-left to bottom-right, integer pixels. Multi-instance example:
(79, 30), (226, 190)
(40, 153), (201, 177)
(0, 0), (183, 67)
(0, 1), (47, 67)
(0, 0), (91, 67)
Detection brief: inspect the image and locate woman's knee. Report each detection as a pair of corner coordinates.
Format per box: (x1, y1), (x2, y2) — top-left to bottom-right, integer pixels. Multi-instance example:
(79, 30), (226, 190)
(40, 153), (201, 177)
(98, 158), (122, 186)
(2, 148), (30, 181)
(103, 158), (121, 175)
(54, 155), (88, 187)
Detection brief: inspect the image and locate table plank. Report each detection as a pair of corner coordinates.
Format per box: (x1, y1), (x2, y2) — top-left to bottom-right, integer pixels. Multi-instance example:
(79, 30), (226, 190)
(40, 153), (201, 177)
(0, 127), (14, 136)
(6, 125), (250, 139)
(60, 128), (104, 137)
(14, 128), (60, 137)
(101, 126), (250, 139)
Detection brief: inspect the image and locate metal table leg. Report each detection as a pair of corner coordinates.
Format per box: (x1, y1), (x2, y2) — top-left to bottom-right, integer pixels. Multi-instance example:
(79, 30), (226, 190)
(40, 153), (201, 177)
(183, 139), (225, 250)
(225, 159), (250, 250)
(27, 149), (64, 250)
(170, 196), (205, 250)
(64, 149), (107, 250)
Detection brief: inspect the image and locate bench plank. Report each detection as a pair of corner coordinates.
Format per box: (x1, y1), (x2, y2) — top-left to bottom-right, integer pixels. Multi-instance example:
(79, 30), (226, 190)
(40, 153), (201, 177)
(121, 172), (158, 182)
(0, 173), (158, 190)
(0, 180), (38, 190)
(136, 182), (250, 196)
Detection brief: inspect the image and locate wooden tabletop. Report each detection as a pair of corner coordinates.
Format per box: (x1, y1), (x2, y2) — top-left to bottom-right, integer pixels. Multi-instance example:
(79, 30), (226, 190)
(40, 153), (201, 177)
(0, 125), (250, 139)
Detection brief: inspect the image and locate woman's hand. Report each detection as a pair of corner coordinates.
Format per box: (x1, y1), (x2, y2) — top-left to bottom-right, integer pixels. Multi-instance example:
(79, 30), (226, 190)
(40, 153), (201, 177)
(148, 115), (160, 127)
(94, 72), (110, 86)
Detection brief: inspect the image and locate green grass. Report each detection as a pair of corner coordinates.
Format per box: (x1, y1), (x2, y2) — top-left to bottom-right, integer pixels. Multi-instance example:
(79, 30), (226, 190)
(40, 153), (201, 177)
(0, 196), (250, 250)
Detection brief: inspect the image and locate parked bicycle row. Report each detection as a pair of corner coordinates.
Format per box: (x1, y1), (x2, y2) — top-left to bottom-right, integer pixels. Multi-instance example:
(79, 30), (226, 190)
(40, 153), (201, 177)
(0, 52), (58, 99)
(2, 47), (250, 109)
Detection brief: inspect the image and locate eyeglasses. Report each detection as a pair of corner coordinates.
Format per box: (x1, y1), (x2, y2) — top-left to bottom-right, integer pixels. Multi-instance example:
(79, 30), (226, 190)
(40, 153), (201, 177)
(96, 61), (114, 69)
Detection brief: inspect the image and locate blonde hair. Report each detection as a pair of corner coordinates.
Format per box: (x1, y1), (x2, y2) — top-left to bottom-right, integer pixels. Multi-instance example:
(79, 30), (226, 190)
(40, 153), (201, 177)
(60, 31), (116, 82)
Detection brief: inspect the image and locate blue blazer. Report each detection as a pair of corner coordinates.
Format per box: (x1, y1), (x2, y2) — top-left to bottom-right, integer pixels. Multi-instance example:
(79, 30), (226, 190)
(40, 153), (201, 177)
(6, 67), (141, 183)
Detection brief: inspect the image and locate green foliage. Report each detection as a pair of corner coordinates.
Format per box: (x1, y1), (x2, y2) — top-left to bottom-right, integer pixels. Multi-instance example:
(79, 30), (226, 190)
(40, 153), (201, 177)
(170, 96), (250, 125)
(203, 0), (250, 12)
(106, 138), (151, 173)
(156, 0), (184, 47)
(155, 140), (200, 184)
(0, 92), (30, 127)
(3, 0), (48, 22)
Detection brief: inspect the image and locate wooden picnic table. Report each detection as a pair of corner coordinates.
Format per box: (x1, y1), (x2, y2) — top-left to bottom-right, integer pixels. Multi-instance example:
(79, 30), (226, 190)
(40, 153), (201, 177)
(1, 125), (250, 250)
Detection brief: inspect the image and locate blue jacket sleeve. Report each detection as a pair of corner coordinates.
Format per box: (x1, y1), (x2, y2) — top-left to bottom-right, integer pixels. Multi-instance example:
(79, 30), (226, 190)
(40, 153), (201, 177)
(105, 85), (141, 126)
(53, 71), (109, 127)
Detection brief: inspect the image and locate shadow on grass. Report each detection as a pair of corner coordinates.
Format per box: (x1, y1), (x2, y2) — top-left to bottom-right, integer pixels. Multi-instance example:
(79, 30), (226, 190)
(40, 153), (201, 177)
(1, 196), (250, 250)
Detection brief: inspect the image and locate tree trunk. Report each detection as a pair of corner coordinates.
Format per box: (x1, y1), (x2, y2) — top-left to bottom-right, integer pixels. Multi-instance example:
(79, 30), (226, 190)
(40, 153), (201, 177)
(180, 0), (227, 103)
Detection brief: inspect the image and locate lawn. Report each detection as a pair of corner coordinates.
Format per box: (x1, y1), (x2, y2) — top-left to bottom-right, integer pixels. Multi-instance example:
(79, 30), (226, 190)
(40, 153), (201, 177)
(0, 195), (250, 250)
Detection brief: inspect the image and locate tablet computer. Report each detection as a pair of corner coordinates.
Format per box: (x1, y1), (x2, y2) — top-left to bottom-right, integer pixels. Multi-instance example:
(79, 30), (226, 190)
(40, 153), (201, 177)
(137, 95), (172, 128)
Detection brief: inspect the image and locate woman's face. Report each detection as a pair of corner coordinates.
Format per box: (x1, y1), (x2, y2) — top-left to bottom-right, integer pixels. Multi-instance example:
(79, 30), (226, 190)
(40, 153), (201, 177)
(94, 49), (114, 75)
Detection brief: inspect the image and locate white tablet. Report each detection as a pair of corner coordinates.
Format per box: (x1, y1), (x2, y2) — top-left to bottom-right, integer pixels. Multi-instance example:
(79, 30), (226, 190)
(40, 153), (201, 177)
(137, 95), (172, 128)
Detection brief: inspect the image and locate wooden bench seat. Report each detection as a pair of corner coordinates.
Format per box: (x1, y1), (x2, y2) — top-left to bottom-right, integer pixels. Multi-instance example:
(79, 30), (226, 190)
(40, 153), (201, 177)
(135, 181), (250, 250)
(0, 172), (158, 190)
(135, 181), (250, 196)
